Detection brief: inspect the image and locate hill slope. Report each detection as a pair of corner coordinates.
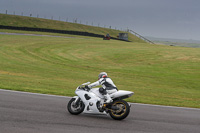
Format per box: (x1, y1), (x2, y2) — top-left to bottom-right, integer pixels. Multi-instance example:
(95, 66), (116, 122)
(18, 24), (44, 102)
(0, 14), (144, 42)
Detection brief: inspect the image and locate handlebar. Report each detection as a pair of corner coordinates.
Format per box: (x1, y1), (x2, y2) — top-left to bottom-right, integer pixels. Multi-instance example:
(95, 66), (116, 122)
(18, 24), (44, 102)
(77, 82), (91, 92)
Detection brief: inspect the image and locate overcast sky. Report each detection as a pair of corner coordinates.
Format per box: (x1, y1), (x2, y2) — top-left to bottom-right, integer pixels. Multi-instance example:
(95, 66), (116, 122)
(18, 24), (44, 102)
(1, 0), (200, 40)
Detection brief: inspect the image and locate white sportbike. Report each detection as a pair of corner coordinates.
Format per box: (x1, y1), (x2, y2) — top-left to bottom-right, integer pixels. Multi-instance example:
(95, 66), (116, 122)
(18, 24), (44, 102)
(67, 82), (134, 120)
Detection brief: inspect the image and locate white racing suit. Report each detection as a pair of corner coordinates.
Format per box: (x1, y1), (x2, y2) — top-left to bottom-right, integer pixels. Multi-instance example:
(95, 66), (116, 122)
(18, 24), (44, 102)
(88, 77), (118, 103)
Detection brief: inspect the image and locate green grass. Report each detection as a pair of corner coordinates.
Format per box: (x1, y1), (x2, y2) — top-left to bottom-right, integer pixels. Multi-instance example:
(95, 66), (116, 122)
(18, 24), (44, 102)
(0, 34), (200, 108)
(0, 14), (144, 42)
(155, 41), (200, 48)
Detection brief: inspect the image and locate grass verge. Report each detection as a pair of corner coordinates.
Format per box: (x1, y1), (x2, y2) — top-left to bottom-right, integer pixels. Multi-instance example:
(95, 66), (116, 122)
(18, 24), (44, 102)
(0, 33), (200, 108)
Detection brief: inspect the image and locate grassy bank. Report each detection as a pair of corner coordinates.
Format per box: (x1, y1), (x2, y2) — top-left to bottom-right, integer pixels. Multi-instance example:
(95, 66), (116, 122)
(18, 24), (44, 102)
(0, 14), (144, 42)
(0, 34), (199, 108)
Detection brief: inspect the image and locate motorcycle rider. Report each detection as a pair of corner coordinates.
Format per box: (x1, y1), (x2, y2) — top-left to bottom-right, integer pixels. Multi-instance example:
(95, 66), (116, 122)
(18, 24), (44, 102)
(87, 72), (118, 103)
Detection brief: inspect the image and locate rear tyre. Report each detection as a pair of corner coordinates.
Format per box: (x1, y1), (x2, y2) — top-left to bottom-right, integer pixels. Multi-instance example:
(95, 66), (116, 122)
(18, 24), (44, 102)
(67, 98), (85, 115)
(109, 99), (130, 120)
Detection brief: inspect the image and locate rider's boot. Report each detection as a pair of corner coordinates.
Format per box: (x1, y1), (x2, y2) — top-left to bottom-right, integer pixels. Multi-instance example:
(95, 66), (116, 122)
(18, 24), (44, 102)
(104, 94), (113, 103)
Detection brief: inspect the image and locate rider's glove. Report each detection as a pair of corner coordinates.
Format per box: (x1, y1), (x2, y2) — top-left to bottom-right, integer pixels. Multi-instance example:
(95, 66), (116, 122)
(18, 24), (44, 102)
(85, 85), (90, 91)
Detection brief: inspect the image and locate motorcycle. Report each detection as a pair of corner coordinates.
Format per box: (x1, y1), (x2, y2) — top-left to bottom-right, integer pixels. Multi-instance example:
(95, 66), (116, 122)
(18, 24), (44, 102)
(67, 82), (134, 120)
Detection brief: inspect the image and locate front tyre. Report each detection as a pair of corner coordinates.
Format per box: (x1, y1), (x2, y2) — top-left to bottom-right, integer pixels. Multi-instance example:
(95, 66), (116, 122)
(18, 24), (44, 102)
(67, 98), (85, 115)
(109, 100), (130, 120)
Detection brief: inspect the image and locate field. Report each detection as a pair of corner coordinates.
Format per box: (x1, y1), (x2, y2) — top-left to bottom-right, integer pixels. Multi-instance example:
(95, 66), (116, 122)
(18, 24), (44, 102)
(0, 32), (200, 108)
(146, 36), (200, 48)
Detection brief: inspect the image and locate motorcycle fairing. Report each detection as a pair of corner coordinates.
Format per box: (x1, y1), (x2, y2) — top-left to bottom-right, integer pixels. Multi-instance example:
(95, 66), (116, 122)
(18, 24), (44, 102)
(110, 90), (134, 99)
(75, 89), (102, 114)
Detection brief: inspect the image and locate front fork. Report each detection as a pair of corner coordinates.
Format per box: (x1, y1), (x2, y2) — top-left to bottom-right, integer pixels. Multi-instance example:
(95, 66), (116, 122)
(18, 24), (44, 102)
(73, 96), (81, 107)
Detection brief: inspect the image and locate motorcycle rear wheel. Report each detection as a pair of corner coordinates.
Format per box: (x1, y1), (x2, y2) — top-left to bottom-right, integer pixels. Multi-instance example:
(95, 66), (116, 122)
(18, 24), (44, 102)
(109, 99), (130, 120)
(67, 98), (85, 115)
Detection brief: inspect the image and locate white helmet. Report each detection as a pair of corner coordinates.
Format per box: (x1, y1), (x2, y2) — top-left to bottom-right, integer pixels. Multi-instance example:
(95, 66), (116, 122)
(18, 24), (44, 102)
(98, 72), (107, 79)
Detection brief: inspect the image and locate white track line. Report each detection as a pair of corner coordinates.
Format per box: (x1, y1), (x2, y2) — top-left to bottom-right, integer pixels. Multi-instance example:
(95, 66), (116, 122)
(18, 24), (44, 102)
(0, 89), (199, 111)
(0, 89), (71, 98)
(130, 103), (200, 110)
(0, 32), (88, 39)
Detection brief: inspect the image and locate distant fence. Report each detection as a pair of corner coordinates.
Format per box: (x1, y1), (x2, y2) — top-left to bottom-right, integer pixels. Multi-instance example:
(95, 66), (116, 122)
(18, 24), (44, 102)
(0, 11), (152, 43)
(1, 11), (123, 31)
(0, 25), (130, 41)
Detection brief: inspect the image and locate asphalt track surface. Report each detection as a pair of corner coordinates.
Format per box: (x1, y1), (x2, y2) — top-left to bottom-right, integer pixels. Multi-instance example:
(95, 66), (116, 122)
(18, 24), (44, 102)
(0, 89), (200, 133)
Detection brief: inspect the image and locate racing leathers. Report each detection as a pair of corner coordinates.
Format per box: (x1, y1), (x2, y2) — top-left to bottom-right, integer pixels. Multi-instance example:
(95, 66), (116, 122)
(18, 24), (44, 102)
(88, 77), (118, 103)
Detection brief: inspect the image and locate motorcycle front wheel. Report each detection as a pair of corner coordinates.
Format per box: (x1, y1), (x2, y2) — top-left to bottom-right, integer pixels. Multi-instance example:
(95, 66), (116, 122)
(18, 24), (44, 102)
(67, 98), (85, 115)
(109, 99), (130, 120)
